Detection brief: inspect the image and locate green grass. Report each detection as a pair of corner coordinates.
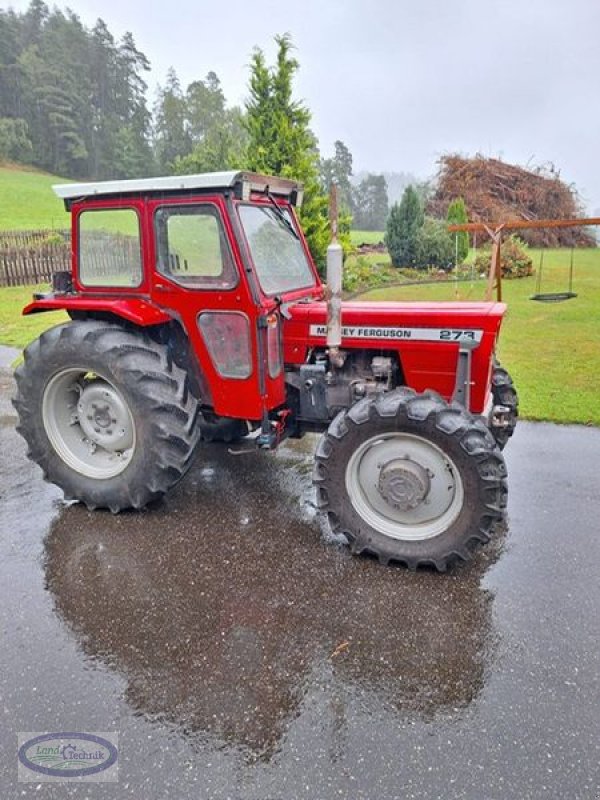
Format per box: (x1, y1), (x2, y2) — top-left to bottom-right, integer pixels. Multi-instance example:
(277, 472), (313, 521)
(0, 285), (67, 349)
(350, 229), (385, 246)
(0, 162), (70, 230)
(357, 248), (600, 426)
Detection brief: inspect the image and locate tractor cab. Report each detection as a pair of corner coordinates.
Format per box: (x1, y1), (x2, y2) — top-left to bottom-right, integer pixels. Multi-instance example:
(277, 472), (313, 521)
(28, 171), (320, 425)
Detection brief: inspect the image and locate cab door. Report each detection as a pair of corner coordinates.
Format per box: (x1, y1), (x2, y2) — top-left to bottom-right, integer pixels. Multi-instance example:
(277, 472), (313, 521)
(147, 195), (267, 420)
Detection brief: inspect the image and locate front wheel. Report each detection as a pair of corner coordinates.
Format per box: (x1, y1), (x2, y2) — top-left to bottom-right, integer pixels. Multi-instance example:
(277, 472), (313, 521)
(491, 363), (519, 449)
(314, 388), (507, 571)
(13, 320), (201, 511)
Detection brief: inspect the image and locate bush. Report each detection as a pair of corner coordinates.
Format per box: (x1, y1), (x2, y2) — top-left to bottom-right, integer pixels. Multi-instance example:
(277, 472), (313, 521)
(342, 255), (398, 293)
(414, 217), (455, 271)
(474, 234), (534, 279)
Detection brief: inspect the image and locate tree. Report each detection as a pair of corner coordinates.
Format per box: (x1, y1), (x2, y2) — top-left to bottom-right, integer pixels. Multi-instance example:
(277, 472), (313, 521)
(174, 71), (247, 174)
(0, 117), (32, 161)
(244, 34), (330, 268)
(320, 140), (353, 210)
(88, 18), (119, 178)
(112, 32), (153, 177)
(385, 185), (424, 267)
(153, 68), (191, 173)
(352, 173), (388, 230)
(446, 197), (469, 265)
(175, 107), (246, 174)
(186, 71), (226, 143)
(0, 9), (24, 119)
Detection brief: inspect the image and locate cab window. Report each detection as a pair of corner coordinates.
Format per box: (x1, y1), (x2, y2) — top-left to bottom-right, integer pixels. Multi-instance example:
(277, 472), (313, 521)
(155, 204), (237, 289)
(78, 208), (142, 287)
(237, 204), (315, 295)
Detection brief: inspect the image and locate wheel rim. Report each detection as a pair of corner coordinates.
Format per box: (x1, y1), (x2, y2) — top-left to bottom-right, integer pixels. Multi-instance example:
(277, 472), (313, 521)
(345, 432), (464, 541)
(42, 368), (136, 480)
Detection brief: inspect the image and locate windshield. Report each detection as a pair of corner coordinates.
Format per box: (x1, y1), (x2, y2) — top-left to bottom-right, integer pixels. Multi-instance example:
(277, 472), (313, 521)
(238, 204), (316, 295)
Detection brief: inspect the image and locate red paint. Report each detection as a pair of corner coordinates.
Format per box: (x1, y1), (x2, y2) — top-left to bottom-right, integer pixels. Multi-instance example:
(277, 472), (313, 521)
(23, 295), (172, 326)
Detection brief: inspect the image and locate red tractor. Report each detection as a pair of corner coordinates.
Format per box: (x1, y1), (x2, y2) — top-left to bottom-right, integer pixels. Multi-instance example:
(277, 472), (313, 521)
(13, 171), (516, 570)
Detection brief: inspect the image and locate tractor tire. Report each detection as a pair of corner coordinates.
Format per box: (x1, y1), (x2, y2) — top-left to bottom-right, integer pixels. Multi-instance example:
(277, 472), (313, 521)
(491, 363), (519, 449)
(13, 320), (201, 512)
(313, 388), (507, 571)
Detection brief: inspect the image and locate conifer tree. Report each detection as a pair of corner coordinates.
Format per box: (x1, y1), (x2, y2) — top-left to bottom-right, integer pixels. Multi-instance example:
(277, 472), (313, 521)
(244, 34), (329, 268)
(385, 185), (424, 267)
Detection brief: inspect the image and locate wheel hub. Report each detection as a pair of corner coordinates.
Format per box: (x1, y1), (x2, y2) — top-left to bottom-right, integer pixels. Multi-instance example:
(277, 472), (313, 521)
(377, 458), (431, 512)
(344, 432), (465, 541)
(77, 384), (134, 452)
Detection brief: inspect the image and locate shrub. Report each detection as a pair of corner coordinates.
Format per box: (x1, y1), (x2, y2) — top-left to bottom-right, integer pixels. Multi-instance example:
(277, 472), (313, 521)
(474, 234), (534, 279)
(342, 255), (397, 293)
(414, 217), (455, 271)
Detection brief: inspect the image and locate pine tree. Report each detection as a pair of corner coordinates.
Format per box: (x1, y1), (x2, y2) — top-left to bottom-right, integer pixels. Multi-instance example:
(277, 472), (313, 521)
(320, 140), (353, 210)
(353, 174), (389, 230)
(446, 197), (469, 265)
(113, 32), (153, 177)
(153, 68), (191, 173)
(244, 34), (329, 268)
(87, 19), (119, 178)
(385, 185), (424, 267)
(186, 72), (226, 143)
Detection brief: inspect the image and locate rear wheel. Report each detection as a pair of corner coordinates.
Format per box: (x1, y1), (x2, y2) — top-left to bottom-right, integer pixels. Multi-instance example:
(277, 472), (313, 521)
(13, 320), (201, 511)
(314, 388), (507, 570)
(492, 363), (518, 449)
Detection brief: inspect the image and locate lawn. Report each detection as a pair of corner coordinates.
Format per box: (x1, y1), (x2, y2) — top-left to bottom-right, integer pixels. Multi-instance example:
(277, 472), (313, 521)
(350, 229), (385, 246)
(0, 285), (67, 349)
(0, 163), (70, 230)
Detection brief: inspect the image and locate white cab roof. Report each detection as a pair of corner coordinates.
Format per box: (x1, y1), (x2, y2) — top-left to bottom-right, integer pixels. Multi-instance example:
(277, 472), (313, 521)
(53, 171), (303, 204)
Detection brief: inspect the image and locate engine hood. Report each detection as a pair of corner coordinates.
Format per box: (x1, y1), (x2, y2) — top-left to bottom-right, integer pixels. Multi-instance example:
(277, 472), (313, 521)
(286, 299), (506, 333)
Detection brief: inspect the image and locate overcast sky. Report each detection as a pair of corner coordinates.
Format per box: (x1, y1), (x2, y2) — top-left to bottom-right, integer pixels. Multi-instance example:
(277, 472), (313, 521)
(8, 0), (600, 211)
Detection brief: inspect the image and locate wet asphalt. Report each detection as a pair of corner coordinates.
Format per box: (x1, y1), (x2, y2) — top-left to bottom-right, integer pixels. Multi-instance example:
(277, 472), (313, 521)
(0, 361), (599, 800)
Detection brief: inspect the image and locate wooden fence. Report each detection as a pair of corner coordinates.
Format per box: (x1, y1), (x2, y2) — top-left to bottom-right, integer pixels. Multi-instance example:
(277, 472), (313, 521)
(0, 230), (71, 288)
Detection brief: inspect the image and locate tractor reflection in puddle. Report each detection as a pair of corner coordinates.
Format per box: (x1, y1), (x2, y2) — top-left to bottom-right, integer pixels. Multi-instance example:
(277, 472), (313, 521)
(44, 440), (504, 760)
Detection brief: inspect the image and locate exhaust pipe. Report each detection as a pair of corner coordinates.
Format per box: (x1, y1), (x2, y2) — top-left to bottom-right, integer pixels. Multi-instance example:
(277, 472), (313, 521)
(326, 184), (344, 367)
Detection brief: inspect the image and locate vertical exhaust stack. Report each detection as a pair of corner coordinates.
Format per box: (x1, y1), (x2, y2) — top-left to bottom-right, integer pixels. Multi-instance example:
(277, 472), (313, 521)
(326, 183), (344, 367)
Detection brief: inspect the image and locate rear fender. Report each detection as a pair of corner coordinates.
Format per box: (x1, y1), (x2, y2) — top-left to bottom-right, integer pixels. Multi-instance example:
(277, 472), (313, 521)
(23, 295), (173, 327)
(23, 296), (212, 405)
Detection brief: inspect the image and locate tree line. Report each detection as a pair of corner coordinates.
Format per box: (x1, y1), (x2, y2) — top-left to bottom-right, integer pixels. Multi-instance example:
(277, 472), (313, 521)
(0, 2), (396, 261)
(0, 1), (152, 179)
